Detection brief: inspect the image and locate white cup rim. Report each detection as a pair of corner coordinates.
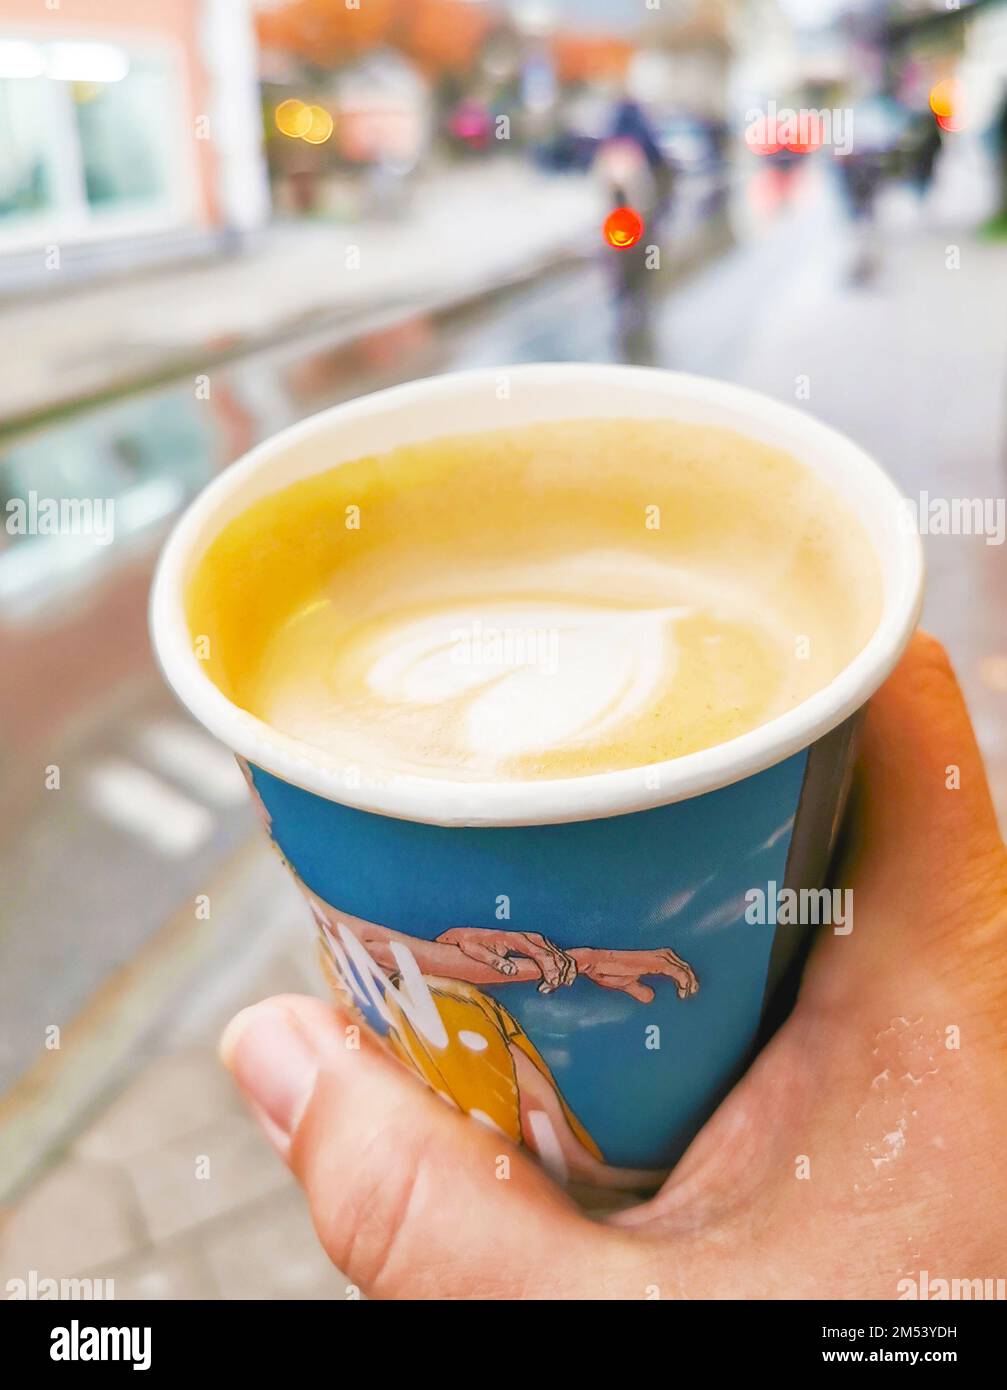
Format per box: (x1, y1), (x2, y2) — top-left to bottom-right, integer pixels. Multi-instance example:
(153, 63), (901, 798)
(150, 364), (924, 827)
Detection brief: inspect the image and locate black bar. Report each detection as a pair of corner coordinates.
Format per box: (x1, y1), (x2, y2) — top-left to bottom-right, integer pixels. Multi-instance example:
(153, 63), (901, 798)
(2, 1296), (999, 1375)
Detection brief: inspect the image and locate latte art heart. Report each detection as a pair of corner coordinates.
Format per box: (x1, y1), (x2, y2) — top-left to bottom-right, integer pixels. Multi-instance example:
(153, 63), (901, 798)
(363, 601), (691, 761)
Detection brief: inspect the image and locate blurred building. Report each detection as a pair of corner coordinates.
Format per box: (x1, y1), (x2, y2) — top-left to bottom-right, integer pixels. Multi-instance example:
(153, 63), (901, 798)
(0, 0), (268, 293)
(641, 0), (735, 119)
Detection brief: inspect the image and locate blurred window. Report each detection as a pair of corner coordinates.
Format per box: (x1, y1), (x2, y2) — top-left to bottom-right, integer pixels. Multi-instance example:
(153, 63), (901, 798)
(0, 76), (57, 220)
(0, 40), (189, 245)
(74, 59), (173, 214)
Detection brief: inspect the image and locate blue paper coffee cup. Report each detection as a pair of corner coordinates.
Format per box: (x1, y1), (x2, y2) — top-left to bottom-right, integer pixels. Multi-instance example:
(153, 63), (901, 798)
(151, 365), (924, 1188)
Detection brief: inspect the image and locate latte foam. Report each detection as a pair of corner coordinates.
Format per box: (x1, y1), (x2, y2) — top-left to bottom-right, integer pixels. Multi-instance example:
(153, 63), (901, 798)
(187, 419), (882, 781)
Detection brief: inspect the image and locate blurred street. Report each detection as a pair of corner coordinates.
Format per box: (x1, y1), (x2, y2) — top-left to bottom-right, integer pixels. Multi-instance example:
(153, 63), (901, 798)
(2, 0), (1006, 1302)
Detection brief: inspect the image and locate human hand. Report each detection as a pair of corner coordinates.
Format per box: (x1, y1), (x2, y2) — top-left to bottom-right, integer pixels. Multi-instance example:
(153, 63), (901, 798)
(435, 926), (577, 992)
(572, 946), (699, 1002)
(219, 635), (1007, 1299)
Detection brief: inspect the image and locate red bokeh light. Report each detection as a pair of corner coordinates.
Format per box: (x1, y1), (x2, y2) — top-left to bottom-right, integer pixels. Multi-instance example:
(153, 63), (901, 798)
(604, 205), (645, 250)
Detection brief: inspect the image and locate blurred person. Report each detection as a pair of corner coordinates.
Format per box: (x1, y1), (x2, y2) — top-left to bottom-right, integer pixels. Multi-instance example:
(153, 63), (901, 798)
(836, 147), (887, 224)
(608, 97), (673, 214)
(594, 96), (674, 364)
(222, 634), (1007, 1298)
(904, 111), (944, 205)
(834, 149), (881, 285)
(835, 146), (891, 285)
(836, 93), (906, 285)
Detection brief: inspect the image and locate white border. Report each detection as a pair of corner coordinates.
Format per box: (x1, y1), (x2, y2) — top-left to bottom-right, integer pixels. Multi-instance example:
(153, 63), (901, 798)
(150, 365), (924, 827)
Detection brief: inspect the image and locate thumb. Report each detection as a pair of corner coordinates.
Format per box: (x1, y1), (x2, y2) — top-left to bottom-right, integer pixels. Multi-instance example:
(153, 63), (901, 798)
(806, 631), (1006, 1006)
(220, 995), (637, 1299)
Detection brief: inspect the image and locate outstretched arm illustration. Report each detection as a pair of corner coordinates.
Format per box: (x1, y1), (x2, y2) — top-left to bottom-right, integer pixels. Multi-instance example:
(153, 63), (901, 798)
(438, 928), (698, 1001)
(306, 891), (698, 1001)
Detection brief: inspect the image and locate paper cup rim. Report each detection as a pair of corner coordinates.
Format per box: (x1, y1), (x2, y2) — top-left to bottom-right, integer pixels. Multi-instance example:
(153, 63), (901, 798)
(150, 364), (924, 827)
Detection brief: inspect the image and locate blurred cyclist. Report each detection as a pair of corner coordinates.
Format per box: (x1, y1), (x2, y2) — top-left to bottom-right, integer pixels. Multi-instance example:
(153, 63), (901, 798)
(594, 97), (674, 363)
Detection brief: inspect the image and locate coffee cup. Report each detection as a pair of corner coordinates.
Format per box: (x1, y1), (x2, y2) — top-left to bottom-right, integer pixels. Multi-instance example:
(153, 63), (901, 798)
(151, 364), (924, 1188)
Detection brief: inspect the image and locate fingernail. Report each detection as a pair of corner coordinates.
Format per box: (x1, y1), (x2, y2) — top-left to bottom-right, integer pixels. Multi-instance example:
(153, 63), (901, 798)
(219, 1004), (318, 1143)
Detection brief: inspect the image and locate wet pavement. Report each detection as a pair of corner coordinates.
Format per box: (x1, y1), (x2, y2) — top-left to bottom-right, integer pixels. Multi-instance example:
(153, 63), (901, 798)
(1, 166), (1005, 1292)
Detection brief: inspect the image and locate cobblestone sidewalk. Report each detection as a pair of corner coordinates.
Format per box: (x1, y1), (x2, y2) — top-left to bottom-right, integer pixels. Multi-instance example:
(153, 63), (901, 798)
(0, 840), (354, 1300)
